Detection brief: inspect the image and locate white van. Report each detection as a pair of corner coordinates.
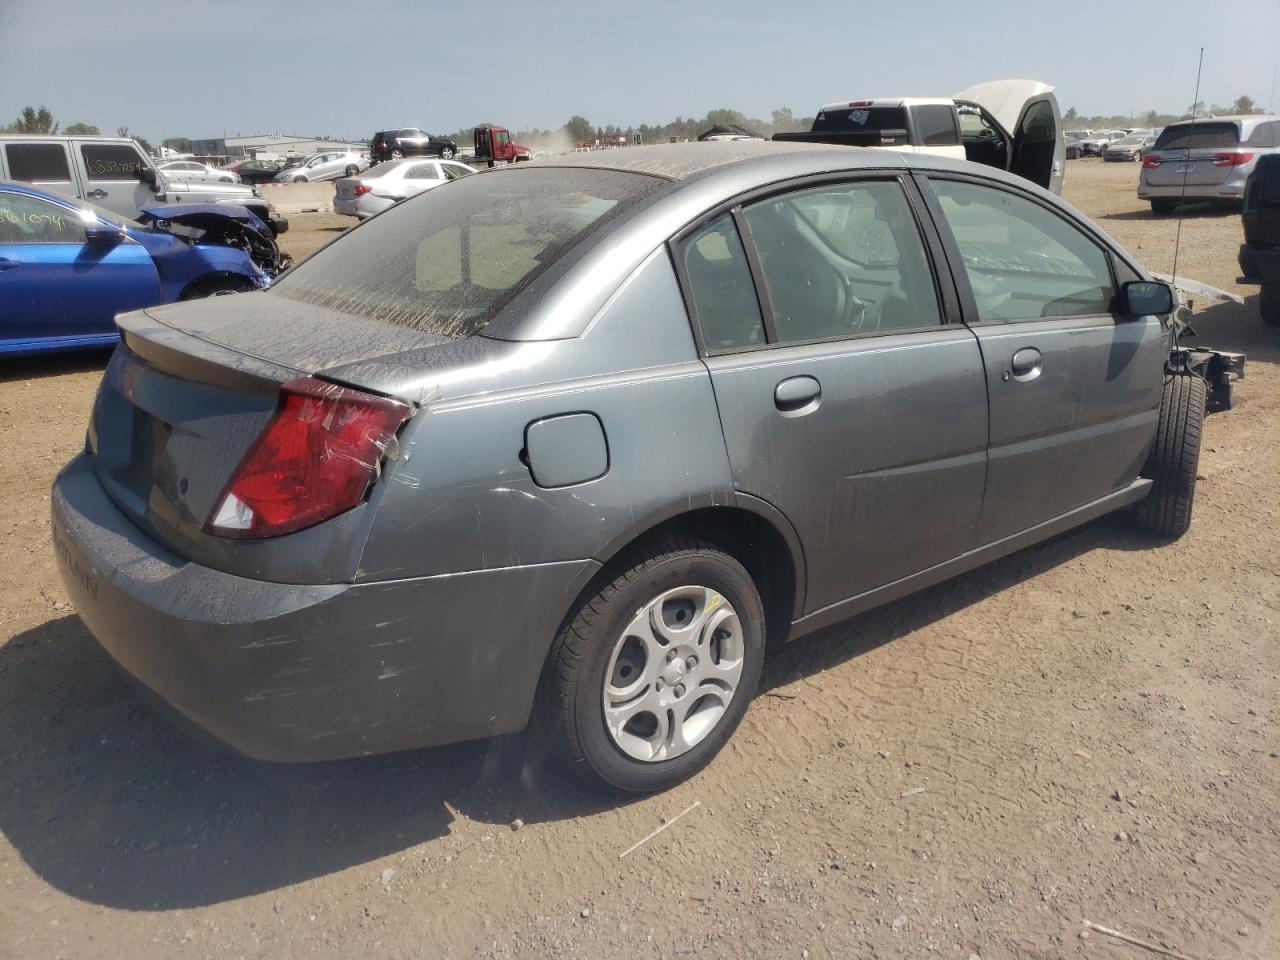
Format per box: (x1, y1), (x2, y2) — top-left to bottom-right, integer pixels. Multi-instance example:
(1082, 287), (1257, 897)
(775, 79), (1066, 194)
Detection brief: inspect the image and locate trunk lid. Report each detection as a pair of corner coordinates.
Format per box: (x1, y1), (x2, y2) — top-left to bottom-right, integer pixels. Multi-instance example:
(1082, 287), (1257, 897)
(88, 299), (445, 583)
(1145, 121), (1243, 186)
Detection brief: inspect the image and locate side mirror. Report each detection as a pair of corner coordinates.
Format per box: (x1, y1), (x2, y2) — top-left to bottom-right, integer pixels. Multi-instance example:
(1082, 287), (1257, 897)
(138, 167), (157, 186)
(1121, 280), (1175, 317)
(84, 222), (125, 245)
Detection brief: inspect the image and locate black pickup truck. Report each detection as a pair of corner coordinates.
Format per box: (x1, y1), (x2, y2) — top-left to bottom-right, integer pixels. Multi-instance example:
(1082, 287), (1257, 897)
(1239, 154), (1280, 326)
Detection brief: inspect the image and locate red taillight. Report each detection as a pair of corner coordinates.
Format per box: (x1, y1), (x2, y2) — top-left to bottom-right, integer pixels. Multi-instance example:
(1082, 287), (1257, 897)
(1141, 154), (1162, 168)
(848, 100), (873, 107)
(1212, 151), (1254, 167)
(206, 378), (411, 539)
(353, 183), (373, 196)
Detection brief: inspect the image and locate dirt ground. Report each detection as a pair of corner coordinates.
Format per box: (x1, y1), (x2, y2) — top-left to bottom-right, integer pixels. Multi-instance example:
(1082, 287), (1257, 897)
(0, 159), (1276, 960)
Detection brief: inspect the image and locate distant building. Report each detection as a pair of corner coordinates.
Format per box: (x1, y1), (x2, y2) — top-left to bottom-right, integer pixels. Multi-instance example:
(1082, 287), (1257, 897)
(190, 133), (368, 162)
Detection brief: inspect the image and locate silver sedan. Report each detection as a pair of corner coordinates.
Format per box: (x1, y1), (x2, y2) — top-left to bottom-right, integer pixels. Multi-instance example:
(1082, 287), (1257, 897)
(158, 160), (241, 184)
(273, 151), (370, 183)
(333, 158), (473, 218)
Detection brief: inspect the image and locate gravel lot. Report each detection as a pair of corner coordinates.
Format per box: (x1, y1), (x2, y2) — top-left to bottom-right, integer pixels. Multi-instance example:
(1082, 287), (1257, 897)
(1, 159), (1276, 960)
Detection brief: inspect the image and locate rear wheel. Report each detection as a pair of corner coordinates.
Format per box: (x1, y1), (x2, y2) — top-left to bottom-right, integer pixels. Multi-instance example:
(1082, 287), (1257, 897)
(1132, 374), (1207, 538)
(1150, 199), (1176, 216)
(180, 276), (257, 300)
(1261, 285), (1280, 327)
(390, 149), (404, 160)
(439, 146), (455, 159)
(543, 538), (766, 794)
(344, 164), (359, 177)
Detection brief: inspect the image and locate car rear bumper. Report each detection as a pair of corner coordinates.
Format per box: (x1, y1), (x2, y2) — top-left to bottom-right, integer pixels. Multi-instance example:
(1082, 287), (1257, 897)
(333, 195), (359, 216)
(51, 453), (597, 762)
(1139, 171), (1250, 200)
(1239, 243), (1280, 284)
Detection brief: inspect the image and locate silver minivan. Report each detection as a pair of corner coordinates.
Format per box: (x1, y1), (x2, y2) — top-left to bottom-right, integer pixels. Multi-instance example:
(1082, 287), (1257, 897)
(1139, 115), (1280, 213)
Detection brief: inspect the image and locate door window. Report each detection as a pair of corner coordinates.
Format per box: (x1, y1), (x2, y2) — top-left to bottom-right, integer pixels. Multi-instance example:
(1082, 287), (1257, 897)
(80, 144), (150, 180)
(4, 143), (73, 183)
(0, 192), (86, 244)
(680, 214), (765, 350)
(743, 180), (941, 341)
(931, 178), (1113, 321)
(441, 163), (471, 180)
(914, 105), (960, 146)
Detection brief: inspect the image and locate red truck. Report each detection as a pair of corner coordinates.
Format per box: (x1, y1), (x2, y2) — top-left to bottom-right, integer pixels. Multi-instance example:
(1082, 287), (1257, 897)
(472, 125), (531, 167)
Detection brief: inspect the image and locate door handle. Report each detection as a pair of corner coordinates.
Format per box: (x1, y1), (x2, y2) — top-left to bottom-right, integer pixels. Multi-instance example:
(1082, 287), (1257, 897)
(86, 189), (108, 199)
(0, 257), (20, 272)
(774, 375), (821, 415)
(1009, 347), (1043, 382)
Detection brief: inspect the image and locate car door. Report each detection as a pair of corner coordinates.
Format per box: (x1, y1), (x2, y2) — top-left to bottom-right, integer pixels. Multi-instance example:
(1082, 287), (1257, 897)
(76, 142), (156, 219)
(0, 190), (161, 348)
(2, 141), (79, 194)
(920, 174), (1167, 545)
(677, 175), (989, 615)
(955, 80), (1065, 194)
(400, 162), (443, 198)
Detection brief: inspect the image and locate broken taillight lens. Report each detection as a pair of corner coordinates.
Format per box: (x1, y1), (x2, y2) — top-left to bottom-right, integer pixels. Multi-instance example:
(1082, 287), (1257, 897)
(206, 378), (412, 539)
(1141, 154), (1162, 168)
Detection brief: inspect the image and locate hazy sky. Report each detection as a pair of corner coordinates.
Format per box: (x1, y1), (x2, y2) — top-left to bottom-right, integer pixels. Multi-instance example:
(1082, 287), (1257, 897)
(2, 0), (1277, 144)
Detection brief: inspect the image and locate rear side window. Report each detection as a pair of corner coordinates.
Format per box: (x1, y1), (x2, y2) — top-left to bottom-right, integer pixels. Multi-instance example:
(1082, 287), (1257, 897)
(681, 214), (765, 351)
(914, 105), (960, 146)
(1154, 122), (1240, 150)
(80, 144), (149, 181)
(271, 167), (664, 338)
(1245, 122), (1280, 148)
(931, 179), (1114, 322)
(4, 143), (72, 183)
(745, 181), (941, 341)
(405, 163), (439, 179)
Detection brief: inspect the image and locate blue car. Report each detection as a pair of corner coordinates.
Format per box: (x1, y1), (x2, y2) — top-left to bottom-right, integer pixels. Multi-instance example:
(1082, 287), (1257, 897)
(0, 181), (283, 357)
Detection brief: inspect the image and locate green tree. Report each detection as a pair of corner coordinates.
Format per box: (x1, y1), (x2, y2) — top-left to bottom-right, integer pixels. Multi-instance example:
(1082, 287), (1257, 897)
(1063, 106), (1078, 121)
(564, 115), (594, 144)
(5, 105), (58, 134)
(64, 122), (100, 135)
(771, 107), (795, 127)
(1231, 94), (1259, 115)
(162, 137), (192, 153)
(705, 108), (746, 128)
(1182, 101), (1206, 119)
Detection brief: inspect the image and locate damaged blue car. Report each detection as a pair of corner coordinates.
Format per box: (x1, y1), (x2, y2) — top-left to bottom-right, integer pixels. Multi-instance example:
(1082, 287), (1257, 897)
(0, 181), (287, 357)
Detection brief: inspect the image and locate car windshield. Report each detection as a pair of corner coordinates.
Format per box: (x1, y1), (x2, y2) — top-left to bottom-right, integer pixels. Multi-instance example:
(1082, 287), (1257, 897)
(1154, 122), (1240, 150)
(270, 167), (664, 338)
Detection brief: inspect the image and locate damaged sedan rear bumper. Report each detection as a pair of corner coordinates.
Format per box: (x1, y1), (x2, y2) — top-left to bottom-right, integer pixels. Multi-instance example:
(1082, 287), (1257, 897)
(51, 453), (597, 762)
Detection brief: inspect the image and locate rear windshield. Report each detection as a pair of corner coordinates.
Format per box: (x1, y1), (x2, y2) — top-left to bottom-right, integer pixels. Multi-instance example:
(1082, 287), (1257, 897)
(811, 106), (909, 134)
(1154, 122), (1240, 150)
(270, 167), (664, 338)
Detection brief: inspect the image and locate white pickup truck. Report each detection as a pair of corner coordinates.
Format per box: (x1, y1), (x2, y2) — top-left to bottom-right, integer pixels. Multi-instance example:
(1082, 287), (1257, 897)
(774, 79), (1066, 194)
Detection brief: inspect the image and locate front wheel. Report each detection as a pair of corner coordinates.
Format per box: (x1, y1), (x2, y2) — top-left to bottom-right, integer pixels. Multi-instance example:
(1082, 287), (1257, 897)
(1261, 285), (1280, 327)
(293, 175), (307, 183)
(543, 538), (766, 794)
(180, 276), (257, 300)
(1132, 373), (1207, 539)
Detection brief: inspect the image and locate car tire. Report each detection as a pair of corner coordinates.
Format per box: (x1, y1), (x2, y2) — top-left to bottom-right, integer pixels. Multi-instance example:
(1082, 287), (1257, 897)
(439, 146), (455, 160)
(1261, 285), (1280, 327)
(293, 175), (307, 183)
(344, 165), (358, 177)
(1150, 199), (1176, 216)
(1132, 373), (1207, 539)
(542, 537), (766, 794)
(179, 276), (258, 300)
(390, 150), (404, 160)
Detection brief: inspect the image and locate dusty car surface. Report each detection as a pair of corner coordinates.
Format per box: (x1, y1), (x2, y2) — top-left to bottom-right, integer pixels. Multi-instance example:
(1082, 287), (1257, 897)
(52, 141), (1206, 793)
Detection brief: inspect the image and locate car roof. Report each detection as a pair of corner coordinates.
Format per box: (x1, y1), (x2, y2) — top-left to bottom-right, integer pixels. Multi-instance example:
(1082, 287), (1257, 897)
(0, 134), (139, 144)
(525, 139), (900, 182)
(815, 97), (954, 113)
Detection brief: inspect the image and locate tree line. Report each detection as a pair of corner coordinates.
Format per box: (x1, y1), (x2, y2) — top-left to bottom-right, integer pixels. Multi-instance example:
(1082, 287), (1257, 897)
(1063, 94), (1268, 129)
